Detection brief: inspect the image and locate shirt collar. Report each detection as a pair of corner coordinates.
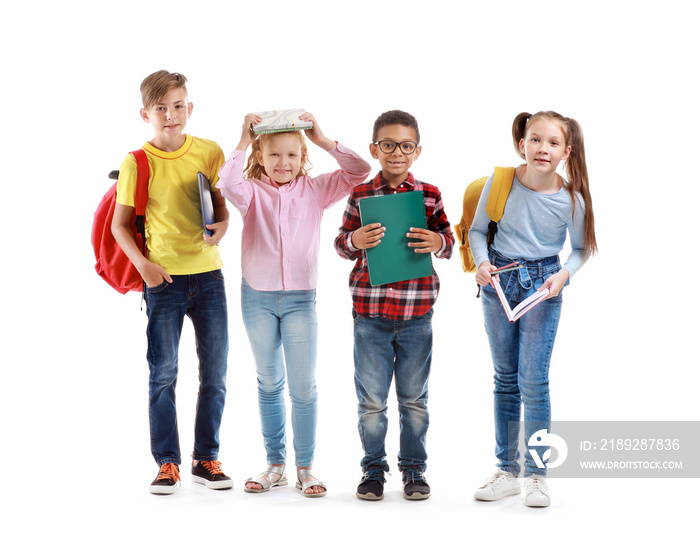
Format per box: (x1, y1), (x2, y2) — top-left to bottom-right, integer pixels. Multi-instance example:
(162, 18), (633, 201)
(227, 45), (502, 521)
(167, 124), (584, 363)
(371, 171), (415, 192)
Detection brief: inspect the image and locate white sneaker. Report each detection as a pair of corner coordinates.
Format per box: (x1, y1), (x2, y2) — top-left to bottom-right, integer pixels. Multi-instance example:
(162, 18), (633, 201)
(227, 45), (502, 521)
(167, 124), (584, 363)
(474, 470), (520, 501)
(523, 476), (550, 507)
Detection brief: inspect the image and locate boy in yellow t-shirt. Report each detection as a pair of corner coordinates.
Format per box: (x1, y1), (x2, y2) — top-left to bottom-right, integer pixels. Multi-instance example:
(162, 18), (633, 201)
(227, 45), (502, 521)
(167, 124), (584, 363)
(112, 70), (231, 495)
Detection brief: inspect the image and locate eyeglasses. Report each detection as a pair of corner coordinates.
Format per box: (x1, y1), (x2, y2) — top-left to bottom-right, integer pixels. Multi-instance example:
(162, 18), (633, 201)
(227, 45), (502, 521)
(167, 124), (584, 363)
(374, 140), (419, 155)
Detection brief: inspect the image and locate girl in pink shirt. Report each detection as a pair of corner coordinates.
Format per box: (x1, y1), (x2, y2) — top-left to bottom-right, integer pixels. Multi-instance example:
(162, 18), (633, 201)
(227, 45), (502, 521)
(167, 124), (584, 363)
(217, 112), (371, 497)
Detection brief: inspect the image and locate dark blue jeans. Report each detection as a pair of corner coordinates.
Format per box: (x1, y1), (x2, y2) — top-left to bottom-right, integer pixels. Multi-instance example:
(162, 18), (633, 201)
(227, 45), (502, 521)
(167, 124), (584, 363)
(145, 270), (228, 466)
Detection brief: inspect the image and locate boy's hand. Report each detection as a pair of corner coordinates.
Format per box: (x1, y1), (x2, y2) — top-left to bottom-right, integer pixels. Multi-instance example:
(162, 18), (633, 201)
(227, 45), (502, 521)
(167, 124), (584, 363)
(351, 223), (385, 249)
(299, 112), (336, 151)
(204, 220), (228, 245)
(139, 260), (173, 288)
(237, 113), (262, 151)
(407, 228), (441, 254)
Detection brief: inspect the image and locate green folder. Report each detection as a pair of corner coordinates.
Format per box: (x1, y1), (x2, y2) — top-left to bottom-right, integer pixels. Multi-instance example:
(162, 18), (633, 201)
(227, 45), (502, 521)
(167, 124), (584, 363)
(359, 191), (434, 286)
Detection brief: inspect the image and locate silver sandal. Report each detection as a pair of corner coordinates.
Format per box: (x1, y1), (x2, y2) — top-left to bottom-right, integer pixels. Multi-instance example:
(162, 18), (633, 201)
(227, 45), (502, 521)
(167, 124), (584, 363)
(295, 468), (327, 498)
(244, 465), (287, 493)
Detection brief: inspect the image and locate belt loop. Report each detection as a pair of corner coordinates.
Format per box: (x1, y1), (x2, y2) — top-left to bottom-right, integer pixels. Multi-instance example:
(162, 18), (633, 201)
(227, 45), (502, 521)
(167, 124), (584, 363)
(538, 261), (543, 279)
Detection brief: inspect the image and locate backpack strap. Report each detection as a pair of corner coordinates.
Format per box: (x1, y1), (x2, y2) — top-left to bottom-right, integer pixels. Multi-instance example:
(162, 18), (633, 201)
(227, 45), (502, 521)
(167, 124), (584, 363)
(130, 149), (149, 256)
(477, 166), (515, 298)
(485, 166), (515, 222)
(130, 149), (149, 303)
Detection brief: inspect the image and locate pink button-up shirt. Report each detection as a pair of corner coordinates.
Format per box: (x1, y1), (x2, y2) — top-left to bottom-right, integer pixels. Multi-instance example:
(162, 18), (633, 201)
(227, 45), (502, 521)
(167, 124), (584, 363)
(218, 143), (371, 291)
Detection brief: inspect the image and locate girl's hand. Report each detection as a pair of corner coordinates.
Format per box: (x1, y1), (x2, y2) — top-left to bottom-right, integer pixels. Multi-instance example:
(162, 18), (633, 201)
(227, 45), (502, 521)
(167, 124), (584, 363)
(237, 113), (262, 151)
(539, 269), (569, 298)
(299, 112), (336, 151)
(475, 261), (497, 287)
(407, 228), (441, 254)
(351, 223), (385, 249)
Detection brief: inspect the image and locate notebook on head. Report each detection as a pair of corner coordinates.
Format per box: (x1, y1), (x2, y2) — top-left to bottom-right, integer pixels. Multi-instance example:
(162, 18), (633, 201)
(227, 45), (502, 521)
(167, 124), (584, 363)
(252, 109), (313, 134)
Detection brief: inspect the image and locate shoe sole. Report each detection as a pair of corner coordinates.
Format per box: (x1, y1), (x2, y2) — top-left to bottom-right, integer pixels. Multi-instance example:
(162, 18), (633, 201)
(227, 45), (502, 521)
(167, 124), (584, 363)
(192, 476), (233, 490)
(404, 491), (431, 500)
(149, 484), (179, 495)
(474, 487), (521, 501)
(356, 491), (384, 501)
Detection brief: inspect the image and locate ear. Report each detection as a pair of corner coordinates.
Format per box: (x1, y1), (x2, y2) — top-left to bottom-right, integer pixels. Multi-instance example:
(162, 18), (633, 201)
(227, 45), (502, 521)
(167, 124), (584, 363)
(562, 145), (572, 160)
(187, 101), (193, 117)
(256, 150), (264, 166)
(140, 108), (150, 124)
(519, 138), (525, 154)
(413, 145), (422, 161)
(369, 142), (379, 160)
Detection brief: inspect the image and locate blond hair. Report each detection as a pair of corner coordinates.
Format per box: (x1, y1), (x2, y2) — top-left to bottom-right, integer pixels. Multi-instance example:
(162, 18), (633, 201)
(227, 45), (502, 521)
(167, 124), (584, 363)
(243, 130), (312, 180)
(140, 70), (188, 110)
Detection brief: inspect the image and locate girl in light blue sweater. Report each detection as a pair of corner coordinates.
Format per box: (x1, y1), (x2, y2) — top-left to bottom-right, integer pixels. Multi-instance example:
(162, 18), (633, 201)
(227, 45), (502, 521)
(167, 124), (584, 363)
(469, 111), (597, 507)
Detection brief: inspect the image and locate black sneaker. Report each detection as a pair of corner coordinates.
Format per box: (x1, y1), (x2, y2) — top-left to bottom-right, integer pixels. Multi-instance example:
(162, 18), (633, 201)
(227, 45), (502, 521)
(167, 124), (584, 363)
(402, 467), (430, 500)
(150, 463), (181, 495)
(191, 460), (233, 490)
(356, 467), (386, 500)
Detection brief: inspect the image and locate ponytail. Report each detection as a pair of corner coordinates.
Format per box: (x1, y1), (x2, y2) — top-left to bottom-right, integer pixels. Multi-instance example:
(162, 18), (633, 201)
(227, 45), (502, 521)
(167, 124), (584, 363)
(512, 111), (598, 257)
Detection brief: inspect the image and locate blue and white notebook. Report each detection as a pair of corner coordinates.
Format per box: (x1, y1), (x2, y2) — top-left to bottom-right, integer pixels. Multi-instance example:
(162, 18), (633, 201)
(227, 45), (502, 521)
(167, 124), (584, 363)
(252, 109), (313, 134)
(198, 172), (215, 236)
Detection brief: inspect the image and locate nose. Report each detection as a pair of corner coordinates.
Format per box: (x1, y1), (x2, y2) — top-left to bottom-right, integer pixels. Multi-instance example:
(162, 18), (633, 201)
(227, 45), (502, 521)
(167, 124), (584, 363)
(391, 143), (403, 155)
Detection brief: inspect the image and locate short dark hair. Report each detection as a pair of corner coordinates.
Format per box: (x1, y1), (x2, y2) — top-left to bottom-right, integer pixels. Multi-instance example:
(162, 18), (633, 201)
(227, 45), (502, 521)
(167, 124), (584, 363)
(372, 110), (420, 144)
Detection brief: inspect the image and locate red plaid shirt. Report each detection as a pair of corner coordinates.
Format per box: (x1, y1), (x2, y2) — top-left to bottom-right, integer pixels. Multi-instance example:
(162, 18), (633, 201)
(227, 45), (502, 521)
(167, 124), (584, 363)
(334, 172), (454, 319)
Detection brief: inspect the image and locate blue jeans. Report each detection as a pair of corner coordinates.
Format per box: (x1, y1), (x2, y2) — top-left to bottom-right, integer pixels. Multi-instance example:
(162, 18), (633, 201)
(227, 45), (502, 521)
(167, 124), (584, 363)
(353, 309), (433, 472)
(481, 250), (563, 476)
(240, 279), (318, 467)
(145, 270), (228, 466)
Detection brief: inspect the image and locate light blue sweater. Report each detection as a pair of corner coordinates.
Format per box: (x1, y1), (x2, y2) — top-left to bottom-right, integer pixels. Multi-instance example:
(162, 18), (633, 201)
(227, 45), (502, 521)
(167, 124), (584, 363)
(468, 172), (588, 278)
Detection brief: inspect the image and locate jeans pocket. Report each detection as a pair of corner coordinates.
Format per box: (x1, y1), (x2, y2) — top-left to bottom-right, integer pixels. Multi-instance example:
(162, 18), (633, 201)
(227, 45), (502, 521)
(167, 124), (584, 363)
(147, 280), (168, 293)
(210, 269), (225, 281)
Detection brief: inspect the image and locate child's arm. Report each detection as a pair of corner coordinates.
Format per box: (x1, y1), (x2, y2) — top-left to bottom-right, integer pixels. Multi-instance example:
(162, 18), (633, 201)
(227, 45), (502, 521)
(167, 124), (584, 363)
(204, 190), (229, 245)
(300, 112), (336, 152)
(217, 114), (259, 214)
(111, 202), (172, 288)
(300, 112), (372, 207)
(335, 193), (366, 260)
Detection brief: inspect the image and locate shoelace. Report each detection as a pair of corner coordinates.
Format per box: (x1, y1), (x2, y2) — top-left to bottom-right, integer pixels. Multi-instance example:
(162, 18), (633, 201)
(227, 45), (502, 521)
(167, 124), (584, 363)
(157, 463), (180, 482)
(403, 469), (426, 483)
(362, 469), (386, 483)
(527, 478), (544, 491)
(199, 460), (224, 475)
(485, 472), (510, 487)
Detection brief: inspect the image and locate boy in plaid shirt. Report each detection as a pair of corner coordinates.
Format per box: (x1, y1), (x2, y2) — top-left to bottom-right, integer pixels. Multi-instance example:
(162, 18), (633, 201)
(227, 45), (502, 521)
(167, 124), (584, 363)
(334, 110), (454, 500)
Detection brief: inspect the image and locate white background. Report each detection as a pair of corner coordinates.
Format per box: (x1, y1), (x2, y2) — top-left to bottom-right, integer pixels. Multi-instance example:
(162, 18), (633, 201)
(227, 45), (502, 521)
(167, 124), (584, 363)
(2, 0), (698, 533)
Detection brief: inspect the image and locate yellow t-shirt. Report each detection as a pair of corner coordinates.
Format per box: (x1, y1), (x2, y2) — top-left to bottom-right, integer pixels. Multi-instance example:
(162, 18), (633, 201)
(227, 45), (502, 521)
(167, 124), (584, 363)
(116, 135), (225, 275)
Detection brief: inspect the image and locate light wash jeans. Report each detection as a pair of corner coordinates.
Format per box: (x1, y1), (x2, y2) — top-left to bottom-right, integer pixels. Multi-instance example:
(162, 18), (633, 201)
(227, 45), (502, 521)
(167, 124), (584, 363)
(353, 309), (433, 472)
(240, 279), (318, 467)
(481, 250), (564, 477)
(145, 270), (228, 466)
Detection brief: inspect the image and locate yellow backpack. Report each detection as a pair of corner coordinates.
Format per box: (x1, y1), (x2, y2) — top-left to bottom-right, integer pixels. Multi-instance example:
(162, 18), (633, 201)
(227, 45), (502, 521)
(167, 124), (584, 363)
(454, 167), (515, 272)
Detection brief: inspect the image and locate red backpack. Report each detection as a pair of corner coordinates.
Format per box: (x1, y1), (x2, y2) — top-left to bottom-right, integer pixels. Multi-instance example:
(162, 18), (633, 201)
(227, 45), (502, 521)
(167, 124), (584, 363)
(91, 149), (149, 294)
